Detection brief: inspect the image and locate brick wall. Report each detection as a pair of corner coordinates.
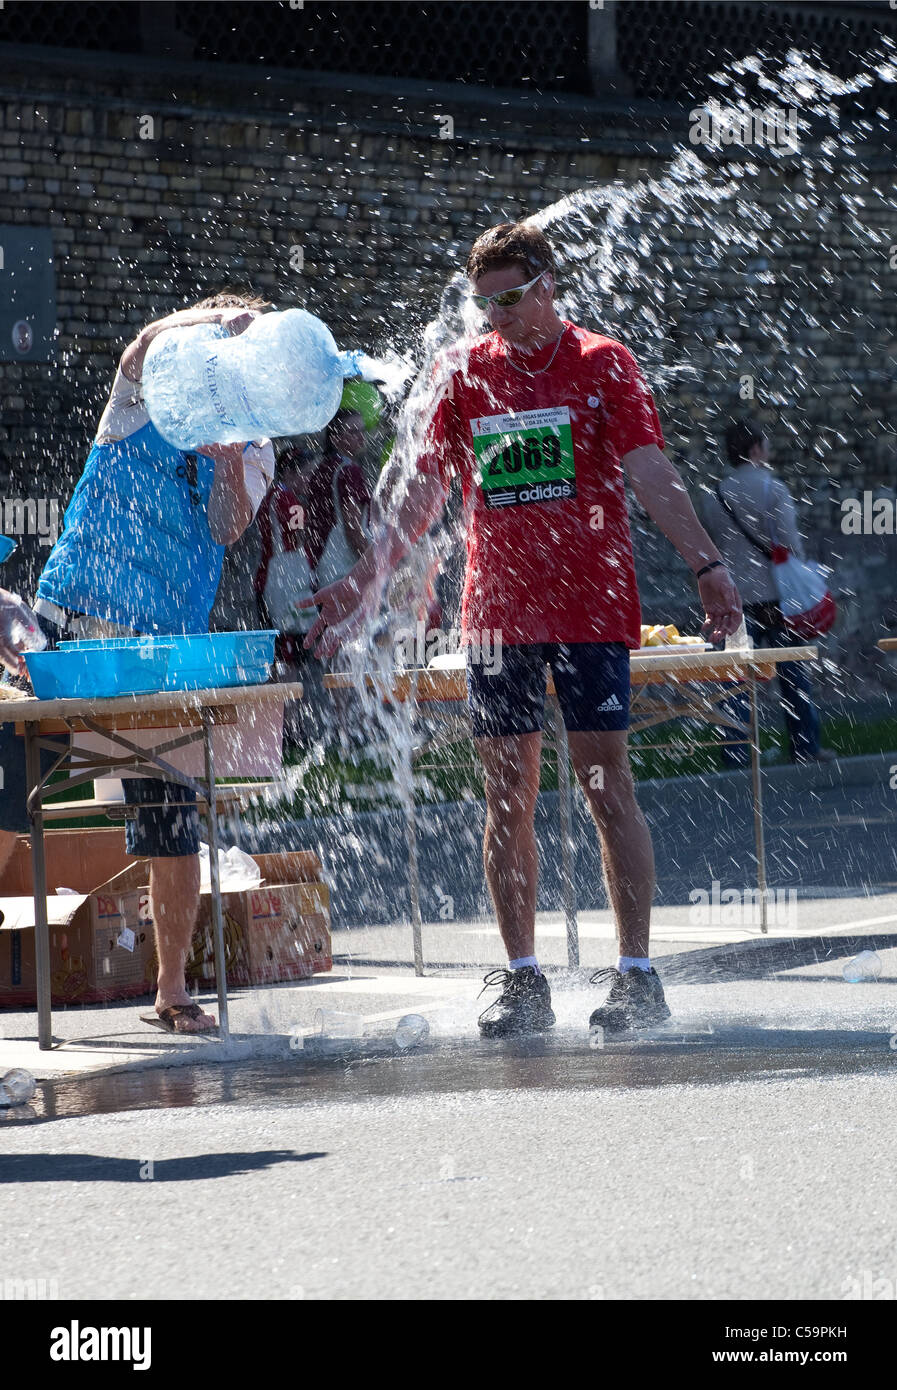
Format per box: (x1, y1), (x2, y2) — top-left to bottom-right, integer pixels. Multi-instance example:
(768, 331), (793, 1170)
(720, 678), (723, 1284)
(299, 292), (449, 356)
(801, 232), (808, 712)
(0, 46), (894, 692)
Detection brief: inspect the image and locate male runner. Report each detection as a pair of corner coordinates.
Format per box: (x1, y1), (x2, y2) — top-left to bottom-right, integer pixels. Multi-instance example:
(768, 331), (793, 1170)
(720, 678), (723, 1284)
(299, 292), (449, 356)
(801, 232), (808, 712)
(303, 222), (742, 1037)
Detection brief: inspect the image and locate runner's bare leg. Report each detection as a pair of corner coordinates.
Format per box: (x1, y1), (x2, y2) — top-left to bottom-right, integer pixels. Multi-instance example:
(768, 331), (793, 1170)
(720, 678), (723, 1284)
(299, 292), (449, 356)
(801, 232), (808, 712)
(567, 729), (654, 958)
(475, 732), (542, 961)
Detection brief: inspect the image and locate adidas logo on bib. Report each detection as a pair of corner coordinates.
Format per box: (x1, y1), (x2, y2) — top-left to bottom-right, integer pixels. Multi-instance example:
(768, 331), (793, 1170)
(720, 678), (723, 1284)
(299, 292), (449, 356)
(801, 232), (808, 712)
(596, 693), (623, 712)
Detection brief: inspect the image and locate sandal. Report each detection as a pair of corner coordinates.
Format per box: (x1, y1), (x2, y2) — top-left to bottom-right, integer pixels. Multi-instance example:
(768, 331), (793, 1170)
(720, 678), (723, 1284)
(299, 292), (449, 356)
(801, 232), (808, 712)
(140, 1003), (219, 1036)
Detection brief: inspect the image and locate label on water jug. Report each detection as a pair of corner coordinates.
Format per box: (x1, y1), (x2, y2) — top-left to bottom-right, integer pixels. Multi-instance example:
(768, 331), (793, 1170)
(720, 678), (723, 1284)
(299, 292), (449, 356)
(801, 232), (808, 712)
(204, 352), (239, 433)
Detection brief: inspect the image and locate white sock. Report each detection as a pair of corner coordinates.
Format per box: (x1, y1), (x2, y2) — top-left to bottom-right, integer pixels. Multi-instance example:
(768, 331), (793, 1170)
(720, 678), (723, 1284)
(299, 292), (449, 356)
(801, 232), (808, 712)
(509, 956), (541, 974)
(618, 955), (651, 974)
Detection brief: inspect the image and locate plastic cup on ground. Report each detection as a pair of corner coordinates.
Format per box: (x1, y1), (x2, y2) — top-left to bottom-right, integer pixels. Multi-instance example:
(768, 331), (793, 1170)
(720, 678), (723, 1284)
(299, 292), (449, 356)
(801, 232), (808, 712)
(0, 1068), (37, 1107)
(394, 1014), (430, 1050)
(842, 950), (882, 983)
(313, 1009), (366, 1040)
(300, 1010), (367, 1056)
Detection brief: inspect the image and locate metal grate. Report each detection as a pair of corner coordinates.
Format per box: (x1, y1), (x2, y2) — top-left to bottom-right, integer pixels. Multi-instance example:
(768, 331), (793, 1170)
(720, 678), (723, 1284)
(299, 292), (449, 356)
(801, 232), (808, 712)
(1, 1), (894, 108)
(616, 1), (897, 108)
(1, 0), (591, 92)
(0, 0), (137, 52)
(177, 0), (591, 91)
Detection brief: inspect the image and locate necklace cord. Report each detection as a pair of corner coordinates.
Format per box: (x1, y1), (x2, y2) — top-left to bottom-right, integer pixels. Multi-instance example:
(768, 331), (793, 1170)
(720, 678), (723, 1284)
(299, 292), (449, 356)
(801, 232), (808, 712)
(505, 323), (568, 376)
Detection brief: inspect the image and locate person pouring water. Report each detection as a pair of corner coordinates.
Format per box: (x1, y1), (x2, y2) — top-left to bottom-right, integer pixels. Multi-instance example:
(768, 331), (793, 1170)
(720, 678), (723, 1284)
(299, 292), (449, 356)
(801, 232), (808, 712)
(0, 292), (275, 1035)
(701, 418), (832, 766)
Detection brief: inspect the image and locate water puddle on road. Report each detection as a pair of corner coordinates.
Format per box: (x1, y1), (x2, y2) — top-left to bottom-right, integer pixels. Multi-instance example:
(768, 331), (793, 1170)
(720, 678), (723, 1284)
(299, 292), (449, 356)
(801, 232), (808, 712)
(7, 1027), (894, 1126)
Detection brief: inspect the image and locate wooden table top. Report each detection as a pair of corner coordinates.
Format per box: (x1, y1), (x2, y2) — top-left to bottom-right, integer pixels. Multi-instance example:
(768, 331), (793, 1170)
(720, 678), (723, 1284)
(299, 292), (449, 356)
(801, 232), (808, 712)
(323, 646), (818, 702)
(0, 680), (304, 733)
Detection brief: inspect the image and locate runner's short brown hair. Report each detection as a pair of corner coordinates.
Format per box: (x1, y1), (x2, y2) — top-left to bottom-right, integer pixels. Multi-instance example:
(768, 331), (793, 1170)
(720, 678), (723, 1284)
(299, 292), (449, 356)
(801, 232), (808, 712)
(466, 222), (556, 282)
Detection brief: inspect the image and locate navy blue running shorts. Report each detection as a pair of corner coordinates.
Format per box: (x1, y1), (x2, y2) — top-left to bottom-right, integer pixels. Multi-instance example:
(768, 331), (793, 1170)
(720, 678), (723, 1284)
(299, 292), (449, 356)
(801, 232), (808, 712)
(466, 641), (631, 739)
(120, 778), (202, 858)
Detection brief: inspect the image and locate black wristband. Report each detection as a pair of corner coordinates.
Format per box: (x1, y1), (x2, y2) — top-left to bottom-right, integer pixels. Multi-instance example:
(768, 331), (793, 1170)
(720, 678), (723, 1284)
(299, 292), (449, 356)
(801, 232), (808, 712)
(695, 560), (724, 579)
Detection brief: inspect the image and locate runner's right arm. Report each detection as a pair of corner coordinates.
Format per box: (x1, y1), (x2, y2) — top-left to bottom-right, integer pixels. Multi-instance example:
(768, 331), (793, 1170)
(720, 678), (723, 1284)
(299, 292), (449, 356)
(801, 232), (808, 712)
(298, 375), (456, 658)
(299, 471), (447, 659)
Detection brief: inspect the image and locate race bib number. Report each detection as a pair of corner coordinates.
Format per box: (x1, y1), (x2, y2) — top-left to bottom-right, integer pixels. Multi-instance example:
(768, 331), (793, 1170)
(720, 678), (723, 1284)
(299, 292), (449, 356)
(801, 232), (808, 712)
(471, 406), (576, 508)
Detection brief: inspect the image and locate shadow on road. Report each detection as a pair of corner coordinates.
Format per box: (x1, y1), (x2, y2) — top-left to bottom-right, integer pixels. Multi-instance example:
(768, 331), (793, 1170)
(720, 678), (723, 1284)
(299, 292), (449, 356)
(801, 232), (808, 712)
(0, 1149), (327, 1182)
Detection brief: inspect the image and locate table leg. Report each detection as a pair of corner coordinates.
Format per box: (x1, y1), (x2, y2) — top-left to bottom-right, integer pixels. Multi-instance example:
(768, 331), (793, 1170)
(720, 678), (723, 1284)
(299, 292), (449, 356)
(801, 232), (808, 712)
(202, 709), (230, 1038)
(552, 698), (579, 968)
(749, 676), (768, 935)
(25, 722), (53, 1050)
(400, 734), (424, 976)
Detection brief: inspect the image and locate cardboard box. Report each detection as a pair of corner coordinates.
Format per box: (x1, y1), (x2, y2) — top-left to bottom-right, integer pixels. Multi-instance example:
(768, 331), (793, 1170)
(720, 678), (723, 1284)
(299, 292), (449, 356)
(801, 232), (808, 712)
(0, 839), (156, 1006)
(79, 697), (287, 790)
(184, 878), (332, 988)
(0, 828), (133, 897)
(0, 832), (331, 1006)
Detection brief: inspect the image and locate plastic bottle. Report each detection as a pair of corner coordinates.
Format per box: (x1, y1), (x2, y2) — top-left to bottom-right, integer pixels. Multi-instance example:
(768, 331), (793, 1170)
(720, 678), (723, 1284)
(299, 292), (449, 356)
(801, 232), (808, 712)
(142, 309), (366, 448)
(0, 1068), (37, 1107)
(8, 607), (48, 654)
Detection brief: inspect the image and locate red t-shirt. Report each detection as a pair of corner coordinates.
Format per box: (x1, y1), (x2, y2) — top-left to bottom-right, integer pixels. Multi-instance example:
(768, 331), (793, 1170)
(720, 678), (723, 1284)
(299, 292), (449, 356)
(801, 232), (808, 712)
(418, 321), (664, 647)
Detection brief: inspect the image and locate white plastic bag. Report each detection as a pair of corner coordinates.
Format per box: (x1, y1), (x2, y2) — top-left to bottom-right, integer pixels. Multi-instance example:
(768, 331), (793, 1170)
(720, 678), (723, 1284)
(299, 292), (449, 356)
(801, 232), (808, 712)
(198, 841), (261, 890)
(770, 552), (836, 639)
(762, 475), (836, 639)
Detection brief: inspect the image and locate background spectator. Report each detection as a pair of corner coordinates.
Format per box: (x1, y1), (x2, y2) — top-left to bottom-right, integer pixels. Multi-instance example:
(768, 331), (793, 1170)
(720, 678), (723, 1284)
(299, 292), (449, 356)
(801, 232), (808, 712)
(702, 419), (832, 765)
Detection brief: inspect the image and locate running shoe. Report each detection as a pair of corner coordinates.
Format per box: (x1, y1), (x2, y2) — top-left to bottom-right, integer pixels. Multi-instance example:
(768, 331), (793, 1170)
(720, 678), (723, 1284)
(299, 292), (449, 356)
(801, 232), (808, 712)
(477, 966), (556, 1038)
(588, 966), (671, 1036)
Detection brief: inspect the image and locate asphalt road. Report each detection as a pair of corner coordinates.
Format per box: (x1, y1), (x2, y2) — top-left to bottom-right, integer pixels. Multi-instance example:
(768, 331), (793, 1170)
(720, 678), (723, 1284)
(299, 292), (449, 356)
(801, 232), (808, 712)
(2, 757), (896, 1302)
(2, 972), (896, 1301)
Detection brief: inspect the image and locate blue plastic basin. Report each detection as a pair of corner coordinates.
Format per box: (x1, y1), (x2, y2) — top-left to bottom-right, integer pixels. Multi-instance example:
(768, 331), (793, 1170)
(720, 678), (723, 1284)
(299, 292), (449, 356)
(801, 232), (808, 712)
(26, 644), (173, 700)
(57, 631), (276, 691)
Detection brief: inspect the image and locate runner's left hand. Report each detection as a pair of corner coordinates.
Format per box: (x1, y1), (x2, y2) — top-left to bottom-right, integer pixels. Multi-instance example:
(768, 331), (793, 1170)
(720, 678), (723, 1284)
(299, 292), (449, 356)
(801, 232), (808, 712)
(698, 566), (742, 643)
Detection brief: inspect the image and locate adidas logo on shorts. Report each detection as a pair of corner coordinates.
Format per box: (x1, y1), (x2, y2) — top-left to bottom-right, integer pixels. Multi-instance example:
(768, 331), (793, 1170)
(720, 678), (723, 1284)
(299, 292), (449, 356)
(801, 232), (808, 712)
(596, 693), (623, 712)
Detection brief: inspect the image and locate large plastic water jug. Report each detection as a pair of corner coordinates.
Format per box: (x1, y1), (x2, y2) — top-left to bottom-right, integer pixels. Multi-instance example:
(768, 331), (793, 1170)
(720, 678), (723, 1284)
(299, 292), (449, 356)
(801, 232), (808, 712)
(142, 309), (366, 448)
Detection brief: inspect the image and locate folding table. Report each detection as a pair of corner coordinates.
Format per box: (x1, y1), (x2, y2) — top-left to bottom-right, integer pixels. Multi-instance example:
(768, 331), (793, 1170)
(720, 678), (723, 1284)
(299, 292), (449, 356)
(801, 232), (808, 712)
(0, 681), (303, 1049)
(325, 645), (818, 969)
